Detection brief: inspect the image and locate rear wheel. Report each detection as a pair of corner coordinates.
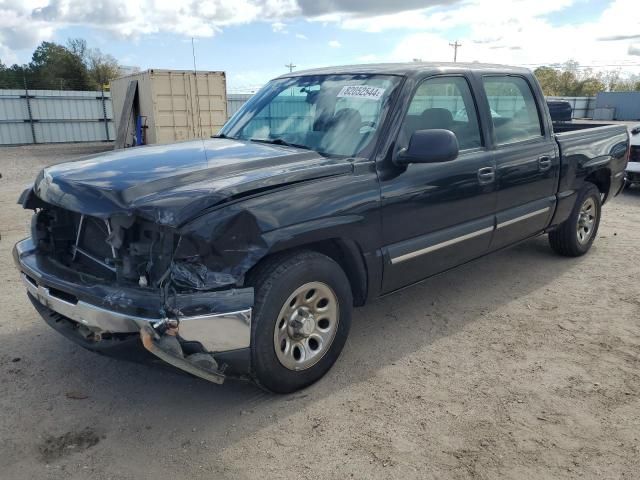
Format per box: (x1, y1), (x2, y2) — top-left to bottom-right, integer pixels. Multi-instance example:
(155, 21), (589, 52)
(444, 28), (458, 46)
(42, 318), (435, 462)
(549, 183), (601, 257)
(248, 251), (353, 393)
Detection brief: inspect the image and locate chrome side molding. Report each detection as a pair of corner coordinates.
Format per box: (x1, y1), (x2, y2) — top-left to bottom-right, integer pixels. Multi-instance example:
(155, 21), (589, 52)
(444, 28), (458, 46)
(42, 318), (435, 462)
(390, 206), (552, 265)
(496, 207), (550, 230)
(391, 226), (494, 264)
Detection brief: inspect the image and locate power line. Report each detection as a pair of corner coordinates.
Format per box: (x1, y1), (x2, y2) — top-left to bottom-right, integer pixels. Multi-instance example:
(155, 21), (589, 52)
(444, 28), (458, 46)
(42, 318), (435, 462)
(518, 62), (640, 69)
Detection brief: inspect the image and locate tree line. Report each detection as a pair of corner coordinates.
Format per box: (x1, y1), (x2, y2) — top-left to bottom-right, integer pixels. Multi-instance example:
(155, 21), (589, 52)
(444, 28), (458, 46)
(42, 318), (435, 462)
(534, 61), (640, 96)
(2, 44), (639, 96)
(0, 39), (124, 91)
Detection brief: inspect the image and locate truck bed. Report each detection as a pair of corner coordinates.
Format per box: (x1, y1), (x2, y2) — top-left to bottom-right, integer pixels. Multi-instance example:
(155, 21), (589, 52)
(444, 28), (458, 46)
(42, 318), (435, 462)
(553, 122), (629, 203)
(552, 121), (620, 134)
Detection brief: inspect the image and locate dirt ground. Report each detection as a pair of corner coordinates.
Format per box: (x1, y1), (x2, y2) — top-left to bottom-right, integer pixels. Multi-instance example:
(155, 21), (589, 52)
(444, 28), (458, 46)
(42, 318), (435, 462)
(1, 143), (639, 480)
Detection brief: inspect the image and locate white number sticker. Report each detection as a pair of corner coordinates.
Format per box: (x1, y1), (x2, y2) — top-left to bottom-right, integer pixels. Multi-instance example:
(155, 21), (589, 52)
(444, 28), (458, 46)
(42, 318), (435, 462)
(337, 85), (385, 100)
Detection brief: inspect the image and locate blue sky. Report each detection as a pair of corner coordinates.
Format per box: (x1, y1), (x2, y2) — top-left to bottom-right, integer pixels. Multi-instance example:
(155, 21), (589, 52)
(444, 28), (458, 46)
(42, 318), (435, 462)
(53, 21), (404, 91)
(1, 0), (638, 91)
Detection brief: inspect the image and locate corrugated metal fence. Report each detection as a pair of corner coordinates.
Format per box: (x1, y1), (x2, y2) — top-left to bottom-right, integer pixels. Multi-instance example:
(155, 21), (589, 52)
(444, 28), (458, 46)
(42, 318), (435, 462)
(2, 90), (606, 145)
(1, 90), (249, 145)
(595, 92), (640, 121)
(0, 89), (115, 145)
(227, 94), (253, 118)
(546, 96), (596, 119)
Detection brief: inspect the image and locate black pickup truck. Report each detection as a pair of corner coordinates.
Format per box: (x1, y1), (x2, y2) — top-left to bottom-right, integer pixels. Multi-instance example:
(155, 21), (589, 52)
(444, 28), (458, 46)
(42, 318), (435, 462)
(14, 63), (630, 393)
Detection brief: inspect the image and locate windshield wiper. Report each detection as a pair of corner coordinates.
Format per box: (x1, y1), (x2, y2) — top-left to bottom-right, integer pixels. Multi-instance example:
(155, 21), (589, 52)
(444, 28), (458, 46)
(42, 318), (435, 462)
(213, 133), (234, 139)
(249, 138), (312, 150)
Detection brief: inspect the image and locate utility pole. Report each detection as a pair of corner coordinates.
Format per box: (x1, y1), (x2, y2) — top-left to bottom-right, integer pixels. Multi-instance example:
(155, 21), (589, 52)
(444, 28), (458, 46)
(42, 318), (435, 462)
(449, 41), (462, 63)
(285, 63), (297, 96)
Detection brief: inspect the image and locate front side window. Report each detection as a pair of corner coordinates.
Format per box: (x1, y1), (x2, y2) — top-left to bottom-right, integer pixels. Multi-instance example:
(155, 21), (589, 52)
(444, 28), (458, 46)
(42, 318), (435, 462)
(221, 74), (402, 157)
(397, 76), (482, 151)
(482, 76), (543, 145)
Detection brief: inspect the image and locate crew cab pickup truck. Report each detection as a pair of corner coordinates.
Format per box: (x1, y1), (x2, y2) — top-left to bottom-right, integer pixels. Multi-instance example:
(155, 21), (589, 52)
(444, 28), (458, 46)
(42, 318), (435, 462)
(14, 63), (630, 393)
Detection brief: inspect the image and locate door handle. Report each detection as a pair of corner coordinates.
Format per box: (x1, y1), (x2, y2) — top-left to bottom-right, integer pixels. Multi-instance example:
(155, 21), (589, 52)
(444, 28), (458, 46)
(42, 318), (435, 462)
(477, 167), (495, 185)
(538, 156), (552, 171)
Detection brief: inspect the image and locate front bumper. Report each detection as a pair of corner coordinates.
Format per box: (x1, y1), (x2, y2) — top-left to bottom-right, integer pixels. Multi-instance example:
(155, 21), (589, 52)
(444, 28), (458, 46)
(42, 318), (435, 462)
(626, 162), (640, 184)
(13, 238), (254, 383)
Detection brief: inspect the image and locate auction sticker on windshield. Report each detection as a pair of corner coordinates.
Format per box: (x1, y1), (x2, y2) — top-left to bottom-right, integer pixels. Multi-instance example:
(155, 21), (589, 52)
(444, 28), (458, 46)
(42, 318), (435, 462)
(337, 85), (386, 100)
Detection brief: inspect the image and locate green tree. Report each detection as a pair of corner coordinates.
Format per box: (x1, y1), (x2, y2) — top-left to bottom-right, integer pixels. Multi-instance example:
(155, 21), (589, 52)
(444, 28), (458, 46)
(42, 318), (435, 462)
(600, 70), (621, 92)
(29, 41), (92, 89)
(534, 60), (638, 96)
(87, 48), (121, 89)
(577, 77), (606, 96)
(67, 38), (88, 63)
(66, 38), (121, 89)
(533, 66), (560, 95)
(0, 39), (123, 91)
(0, 60), (8, 88)
(610, 75), (640, 92)
(0, 61), (27, 89)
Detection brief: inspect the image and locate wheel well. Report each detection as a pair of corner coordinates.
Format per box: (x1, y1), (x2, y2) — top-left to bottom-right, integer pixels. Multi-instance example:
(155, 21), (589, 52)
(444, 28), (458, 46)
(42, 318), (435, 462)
(245, 239), (368, 307)
(585, 169), (611, 203)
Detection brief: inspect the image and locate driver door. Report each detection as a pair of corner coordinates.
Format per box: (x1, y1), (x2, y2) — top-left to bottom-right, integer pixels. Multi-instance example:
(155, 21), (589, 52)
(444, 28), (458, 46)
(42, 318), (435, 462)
(379, 75), (497, 293)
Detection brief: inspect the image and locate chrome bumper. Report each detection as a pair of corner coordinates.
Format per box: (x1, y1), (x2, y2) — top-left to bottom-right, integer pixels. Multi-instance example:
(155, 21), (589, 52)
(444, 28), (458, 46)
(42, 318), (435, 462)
(14, 237), (253, 383)
(21, 273), (251, 352)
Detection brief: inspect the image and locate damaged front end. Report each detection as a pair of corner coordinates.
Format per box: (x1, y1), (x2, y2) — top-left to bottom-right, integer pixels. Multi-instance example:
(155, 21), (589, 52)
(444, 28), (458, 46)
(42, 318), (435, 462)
(14, 194), (258, 384)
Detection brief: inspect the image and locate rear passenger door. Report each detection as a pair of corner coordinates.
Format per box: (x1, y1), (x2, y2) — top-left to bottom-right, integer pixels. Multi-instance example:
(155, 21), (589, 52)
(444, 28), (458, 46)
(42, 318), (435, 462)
(379, 75), (496, 293)
(481, 75), (560, 249)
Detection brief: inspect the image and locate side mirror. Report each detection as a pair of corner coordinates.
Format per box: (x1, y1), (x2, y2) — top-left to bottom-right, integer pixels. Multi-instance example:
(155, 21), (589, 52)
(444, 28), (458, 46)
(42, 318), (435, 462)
(395, 129), (459, 166)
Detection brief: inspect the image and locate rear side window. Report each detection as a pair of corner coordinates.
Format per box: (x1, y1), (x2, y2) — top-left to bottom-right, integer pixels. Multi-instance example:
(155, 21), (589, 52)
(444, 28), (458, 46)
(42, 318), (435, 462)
(398, 76), (482, 151)
(482, 76), (543, 145)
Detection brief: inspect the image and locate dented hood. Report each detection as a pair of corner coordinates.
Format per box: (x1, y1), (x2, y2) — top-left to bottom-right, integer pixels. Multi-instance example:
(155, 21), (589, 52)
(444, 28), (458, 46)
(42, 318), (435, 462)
(33, 138), (352, 227)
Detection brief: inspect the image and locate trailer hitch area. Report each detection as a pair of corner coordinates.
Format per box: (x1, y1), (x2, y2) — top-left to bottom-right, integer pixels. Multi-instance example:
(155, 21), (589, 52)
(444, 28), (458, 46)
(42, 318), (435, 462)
(139, 320), (225, 384)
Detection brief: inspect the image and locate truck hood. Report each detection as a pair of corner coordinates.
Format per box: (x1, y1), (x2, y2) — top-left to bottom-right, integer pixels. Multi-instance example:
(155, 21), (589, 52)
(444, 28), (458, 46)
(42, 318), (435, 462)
(33, 138), (352, 227)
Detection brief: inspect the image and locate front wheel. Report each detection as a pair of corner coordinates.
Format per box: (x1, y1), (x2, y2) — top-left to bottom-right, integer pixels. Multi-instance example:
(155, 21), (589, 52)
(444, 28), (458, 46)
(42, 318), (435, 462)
(248, 251), (353, 393)
(549, 183), (601, 257)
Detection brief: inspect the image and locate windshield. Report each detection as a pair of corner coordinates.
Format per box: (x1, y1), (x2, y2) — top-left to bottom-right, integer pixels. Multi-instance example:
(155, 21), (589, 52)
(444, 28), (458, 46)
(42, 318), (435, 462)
(220, 74), (403, 157)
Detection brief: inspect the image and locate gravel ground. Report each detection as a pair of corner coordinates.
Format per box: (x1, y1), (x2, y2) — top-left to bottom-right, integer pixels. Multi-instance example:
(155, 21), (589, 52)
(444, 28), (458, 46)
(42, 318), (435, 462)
(1, 143), (639, 480)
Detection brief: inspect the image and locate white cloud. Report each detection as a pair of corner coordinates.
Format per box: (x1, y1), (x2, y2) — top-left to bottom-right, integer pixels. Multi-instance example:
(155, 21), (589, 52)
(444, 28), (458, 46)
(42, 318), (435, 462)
(336, 0), (575, 33)
(271, 21), (287, 33)
(383, 0), (640, 73)
(296, 0), (456, 17)
(295, 33), (308, 40)
(0, 0), (301, 56)
(2, 0), (639, 77)
(0, 0), (55, 61)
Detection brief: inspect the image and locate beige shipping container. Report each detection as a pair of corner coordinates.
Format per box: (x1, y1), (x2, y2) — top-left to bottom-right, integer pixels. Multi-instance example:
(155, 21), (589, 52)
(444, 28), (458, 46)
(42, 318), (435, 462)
(110, 69), (227, 146)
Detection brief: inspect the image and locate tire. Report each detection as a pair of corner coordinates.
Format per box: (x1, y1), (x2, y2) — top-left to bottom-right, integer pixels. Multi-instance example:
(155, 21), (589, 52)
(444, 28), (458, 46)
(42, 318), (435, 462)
(549, 182), (601, 257)
(247, 250), (353, 393)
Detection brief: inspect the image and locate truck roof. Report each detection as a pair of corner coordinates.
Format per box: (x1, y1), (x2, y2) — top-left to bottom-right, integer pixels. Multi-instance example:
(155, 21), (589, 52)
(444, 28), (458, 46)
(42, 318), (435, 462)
(279, 62), (532, 78)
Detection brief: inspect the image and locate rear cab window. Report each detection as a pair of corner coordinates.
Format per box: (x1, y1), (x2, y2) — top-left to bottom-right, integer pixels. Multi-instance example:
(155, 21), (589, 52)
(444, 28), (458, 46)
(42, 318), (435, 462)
(482, 76), (544, 145)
